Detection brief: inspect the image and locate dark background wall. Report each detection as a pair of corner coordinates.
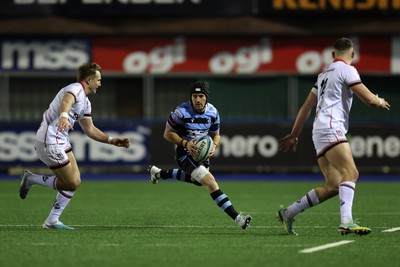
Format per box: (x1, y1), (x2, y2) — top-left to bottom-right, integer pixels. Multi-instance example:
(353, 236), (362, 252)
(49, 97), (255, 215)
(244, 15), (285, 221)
(1, 0), (399, 174)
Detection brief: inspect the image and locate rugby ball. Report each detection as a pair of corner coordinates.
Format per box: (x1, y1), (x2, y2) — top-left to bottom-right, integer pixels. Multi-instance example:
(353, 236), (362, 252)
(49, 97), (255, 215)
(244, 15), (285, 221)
(193, 135), (213, 162)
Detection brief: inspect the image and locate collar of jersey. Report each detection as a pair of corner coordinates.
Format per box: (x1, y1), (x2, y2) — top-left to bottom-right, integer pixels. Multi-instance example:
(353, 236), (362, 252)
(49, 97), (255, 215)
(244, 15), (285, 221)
(79, 82), (88, 96)
(333, 58), (347, 64)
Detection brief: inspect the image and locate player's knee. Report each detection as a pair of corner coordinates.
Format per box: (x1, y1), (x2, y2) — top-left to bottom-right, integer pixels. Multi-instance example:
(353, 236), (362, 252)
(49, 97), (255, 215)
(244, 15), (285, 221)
(345, 167), (359, 182)
(65, 178), (81, 191)
(72, 179), (81, 190)
(191, 165), (209, 184)
(338, 167), (359, 183)
(352, 168), (359, 181)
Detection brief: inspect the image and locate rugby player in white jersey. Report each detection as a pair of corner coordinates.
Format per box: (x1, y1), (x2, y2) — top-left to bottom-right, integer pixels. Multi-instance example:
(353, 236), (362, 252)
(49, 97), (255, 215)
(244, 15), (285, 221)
(148, 81), (252, 229)
(277, 37), (390, 236)
(19, 63), (130, 229)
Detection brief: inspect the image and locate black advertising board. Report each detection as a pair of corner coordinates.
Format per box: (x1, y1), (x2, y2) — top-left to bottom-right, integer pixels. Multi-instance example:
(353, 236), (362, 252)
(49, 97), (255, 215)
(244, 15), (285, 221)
(150, 122), (400, 172)
(2, 1), (399, 17)
(0, 120), (398, 173)
(0, 0), (252, 17)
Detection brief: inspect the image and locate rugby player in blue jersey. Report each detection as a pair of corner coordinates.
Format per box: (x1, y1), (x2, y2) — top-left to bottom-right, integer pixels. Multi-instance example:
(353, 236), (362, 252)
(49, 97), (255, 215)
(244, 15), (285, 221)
(149, 81), (252, 229)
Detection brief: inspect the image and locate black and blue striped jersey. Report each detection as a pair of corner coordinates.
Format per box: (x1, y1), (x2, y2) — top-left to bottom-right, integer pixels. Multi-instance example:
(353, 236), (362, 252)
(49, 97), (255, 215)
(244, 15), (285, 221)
(166, 101), (220, 140)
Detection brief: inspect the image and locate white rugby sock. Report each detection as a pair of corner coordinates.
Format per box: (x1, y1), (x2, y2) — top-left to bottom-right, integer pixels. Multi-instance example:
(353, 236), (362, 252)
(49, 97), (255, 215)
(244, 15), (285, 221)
(46, 190), (75, 224)
(28, 173), (58, 189)
(286, 189), (320, 218)
(339, 181), (356, 224)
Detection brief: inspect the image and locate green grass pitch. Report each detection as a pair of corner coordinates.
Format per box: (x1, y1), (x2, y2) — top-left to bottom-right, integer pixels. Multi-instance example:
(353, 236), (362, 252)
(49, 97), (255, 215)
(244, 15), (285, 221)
(1, 179), (399, 267)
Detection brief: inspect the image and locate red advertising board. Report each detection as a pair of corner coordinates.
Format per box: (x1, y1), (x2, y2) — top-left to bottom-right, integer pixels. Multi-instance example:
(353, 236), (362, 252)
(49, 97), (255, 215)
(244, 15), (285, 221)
(92, 36), (393, 74)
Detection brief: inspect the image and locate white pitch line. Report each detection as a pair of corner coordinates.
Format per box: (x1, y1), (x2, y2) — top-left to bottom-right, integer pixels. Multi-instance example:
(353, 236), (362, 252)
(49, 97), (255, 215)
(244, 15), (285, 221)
(299, 240), (355, 254)
(382, 227), (400, 233)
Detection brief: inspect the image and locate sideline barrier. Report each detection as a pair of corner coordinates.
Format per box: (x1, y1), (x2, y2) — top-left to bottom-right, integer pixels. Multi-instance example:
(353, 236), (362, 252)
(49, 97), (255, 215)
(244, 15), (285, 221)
(1, 120), (399, 174)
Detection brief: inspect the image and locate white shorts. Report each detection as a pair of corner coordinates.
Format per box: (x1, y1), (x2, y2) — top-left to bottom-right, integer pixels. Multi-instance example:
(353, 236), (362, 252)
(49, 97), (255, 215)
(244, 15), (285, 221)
(312, 127), (348, 158)
(34, 140), (72, 169)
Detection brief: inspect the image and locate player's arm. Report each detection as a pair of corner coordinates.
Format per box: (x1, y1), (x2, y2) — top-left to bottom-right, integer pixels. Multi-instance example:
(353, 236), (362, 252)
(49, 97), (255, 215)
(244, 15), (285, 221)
(290, 89), (317, 138)
(351, 83), (390, 110)
(164, 125), (196, 155)
(78, 118), (130, 148)
(279, 88), (317, 152)
(57, 93), (75, 132)
(163, 124), (183, 146)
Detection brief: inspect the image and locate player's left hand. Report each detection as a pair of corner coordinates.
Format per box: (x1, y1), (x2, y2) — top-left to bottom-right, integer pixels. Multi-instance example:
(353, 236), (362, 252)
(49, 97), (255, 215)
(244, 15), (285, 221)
(378, 95), (391, 110)
(111, 137), (130, 148)
(208, 143), (217, 157)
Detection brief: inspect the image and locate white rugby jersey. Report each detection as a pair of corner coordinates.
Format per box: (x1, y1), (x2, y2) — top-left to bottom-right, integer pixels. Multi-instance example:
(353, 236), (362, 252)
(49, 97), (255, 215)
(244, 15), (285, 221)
(36, 82), (91, 144)
(311, 59), (362, 133)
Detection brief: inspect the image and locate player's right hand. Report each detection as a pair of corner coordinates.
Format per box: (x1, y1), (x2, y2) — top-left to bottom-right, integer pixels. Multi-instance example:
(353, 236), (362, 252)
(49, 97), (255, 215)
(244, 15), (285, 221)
(278, 134), (298, 152)
(56, 117), (74, 132)
(187, 139), (197, 157)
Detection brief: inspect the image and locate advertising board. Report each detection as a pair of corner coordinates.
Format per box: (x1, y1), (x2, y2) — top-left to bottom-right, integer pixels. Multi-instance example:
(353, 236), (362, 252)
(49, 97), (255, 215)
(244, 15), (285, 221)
(2, 37), (398, 74)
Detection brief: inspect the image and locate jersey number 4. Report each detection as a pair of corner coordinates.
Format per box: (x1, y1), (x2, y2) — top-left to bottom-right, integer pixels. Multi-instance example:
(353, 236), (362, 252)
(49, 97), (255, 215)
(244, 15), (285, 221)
(319, 78), (328, 99)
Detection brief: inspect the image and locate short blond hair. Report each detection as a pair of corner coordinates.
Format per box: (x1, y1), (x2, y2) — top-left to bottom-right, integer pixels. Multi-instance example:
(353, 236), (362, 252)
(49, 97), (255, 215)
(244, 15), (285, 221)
(333, 38), (353, 52)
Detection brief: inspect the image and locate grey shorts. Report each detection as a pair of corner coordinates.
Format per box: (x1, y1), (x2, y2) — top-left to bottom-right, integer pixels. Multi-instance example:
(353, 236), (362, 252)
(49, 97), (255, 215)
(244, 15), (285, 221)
(34, 140), (72, 169)
(312, 127), (348, 158)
